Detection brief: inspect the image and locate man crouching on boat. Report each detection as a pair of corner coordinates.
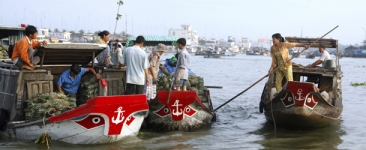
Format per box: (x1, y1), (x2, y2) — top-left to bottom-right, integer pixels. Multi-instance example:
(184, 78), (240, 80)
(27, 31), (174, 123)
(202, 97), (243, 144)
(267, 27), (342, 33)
(173, 38), (190, 91)
(306, 46), (331, 68)
(146, 43), (166, 101)
(11, 25), (47, 70)
(57, 64), (100, 99)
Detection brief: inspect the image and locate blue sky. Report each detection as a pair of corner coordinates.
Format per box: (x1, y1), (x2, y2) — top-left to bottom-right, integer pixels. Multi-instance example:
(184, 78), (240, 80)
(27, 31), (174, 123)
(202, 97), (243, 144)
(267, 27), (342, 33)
(1, 0), (365, 44)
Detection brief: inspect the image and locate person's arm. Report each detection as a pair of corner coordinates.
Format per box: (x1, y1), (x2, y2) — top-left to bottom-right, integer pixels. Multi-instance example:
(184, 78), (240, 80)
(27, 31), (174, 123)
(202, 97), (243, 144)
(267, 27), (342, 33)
(86, 67), (101, 79)
(175, 53), (186, 83)
(57, 76), (64, 93)
(143, 55), (150, 85)
(57, 85), (63, 93)
(144, 68), (150, 85)
(150, 56), (159, 78)
(104, 57), (110, 64)
(32, 39), (41, 49)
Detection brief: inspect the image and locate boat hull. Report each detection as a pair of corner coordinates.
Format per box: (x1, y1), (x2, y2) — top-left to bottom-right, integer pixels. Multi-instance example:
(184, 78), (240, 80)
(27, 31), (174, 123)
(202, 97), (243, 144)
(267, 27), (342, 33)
(145, 91), (215, 131)
(260, 80), (342, 129)
(263, 104), (340, 128)
(1, 95), (149, 144)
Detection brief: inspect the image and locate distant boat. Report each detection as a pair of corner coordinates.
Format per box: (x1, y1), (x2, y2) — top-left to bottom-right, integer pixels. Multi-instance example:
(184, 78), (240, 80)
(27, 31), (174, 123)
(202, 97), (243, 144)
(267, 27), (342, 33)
(306, 53), (315, 59)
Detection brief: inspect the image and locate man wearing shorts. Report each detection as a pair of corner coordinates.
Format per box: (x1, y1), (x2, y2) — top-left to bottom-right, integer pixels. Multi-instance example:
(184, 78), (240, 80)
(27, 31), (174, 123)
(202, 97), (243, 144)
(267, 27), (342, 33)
(173, 38), (190, 91)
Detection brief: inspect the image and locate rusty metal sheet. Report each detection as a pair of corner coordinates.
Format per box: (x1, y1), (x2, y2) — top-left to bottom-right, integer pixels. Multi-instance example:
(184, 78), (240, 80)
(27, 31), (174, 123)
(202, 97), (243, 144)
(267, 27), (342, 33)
(35, 43), (106, 65)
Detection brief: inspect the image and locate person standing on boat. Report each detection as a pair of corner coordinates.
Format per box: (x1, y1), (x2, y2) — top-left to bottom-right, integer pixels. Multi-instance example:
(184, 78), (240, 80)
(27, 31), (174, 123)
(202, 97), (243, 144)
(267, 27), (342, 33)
(173, 38), (190, 91)
(146, 43), (166, 101)
(96, 30), (113, 66)
(306, 46), (331, 68)
(116, 42), (124, 68)
(269, 33), (309, 92)
(121, 36), (150, 94)
(57, 64), (100, 99)
(11, 25), (47, 70)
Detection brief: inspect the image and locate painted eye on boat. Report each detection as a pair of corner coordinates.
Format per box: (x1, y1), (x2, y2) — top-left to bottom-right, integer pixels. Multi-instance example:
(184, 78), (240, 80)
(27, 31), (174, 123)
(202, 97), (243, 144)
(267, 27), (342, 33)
(75, 115), (105, 129)
(186, 108), (190, 112)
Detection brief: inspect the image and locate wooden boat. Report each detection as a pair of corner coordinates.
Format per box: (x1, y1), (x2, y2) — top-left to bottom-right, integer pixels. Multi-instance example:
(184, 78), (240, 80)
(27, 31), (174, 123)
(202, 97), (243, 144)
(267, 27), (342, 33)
(306, 52), (316, 59)
(2, 95), (148, 144)
(221, 50), (237, 56)
(259, 37), (343, 128)
(0, 29), (149, 144)
(204, 53), (221, 58)
(146, 90), (215, 131)
(125, 37), (217, 131)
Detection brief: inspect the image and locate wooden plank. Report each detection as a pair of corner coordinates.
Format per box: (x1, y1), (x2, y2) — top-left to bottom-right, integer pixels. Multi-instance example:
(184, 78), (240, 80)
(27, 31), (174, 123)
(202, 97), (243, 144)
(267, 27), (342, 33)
(26, 81), (52, 99)
(99, 78), (123, 96)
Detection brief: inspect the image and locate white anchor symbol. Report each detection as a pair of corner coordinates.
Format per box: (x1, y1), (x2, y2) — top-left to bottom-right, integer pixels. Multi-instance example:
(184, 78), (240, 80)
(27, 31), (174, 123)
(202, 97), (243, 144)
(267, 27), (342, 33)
(295, 89), (303, 100)
(112, 107), (125, 125)
(172, 100), (183, 116)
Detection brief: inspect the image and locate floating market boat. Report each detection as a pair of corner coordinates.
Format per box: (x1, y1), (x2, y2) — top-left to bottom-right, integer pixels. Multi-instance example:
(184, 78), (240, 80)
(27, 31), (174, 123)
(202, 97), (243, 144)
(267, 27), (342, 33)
(306, 52), (316, 59)
(259, 37), (343, 128)
(126, 37), (216, 131)
(0, 28), (148, 144)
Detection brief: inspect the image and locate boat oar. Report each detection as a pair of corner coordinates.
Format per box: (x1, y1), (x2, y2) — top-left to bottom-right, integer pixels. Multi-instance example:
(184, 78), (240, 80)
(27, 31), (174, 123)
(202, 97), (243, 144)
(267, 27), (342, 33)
(213, 25), (339, 112)
(205, 86), (223, 89)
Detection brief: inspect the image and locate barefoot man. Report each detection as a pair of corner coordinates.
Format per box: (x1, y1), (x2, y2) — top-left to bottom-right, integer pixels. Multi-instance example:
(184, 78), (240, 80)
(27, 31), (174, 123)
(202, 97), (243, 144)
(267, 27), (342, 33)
(12, 25), (47, 70)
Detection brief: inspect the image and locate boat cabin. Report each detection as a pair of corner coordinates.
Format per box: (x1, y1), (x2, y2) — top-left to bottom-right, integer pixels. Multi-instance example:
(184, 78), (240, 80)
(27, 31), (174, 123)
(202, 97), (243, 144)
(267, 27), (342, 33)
(0, 43), (128, 122)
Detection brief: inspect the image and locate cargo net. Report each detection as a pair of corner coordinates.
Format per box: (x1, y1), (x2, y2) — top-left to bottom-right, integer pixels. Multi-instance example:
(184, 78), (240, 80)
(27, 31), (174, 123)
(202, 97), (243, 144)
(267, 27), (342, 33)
(77, 74), (99, 106)
(156, 74), (208, 102)
(0, 45), (10, 59)
(24, 92), (77, 121)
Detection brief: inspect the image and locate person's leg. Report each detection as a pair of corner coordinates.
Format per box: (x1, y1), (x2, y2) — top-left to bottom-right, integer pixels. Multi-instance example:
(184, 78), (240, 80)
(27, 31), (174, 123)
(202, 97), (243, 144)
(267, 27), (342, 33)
(275, 70), (284, 92)
(284, 65), (293, 81)
(146, 84), (151, 100)
(68, 93), (77, 99)
(181, 79), (187, 91)
(175, 80), (184, 91)
(27, 47), (38, 68)
(135, 85), (145, 94)
(125, 83), (136, 95)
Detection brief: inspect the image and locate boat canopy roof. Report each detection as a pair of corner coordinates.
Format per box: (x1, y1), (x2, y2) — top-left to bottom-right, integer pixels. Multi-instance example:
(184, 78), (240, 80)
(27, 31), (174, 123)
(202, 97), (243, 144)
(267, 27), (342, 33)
(0, 27), (25, 44)
(285, 37), (338, 48)
(126, 36), (178, 47)
(35, 43), (105, 66)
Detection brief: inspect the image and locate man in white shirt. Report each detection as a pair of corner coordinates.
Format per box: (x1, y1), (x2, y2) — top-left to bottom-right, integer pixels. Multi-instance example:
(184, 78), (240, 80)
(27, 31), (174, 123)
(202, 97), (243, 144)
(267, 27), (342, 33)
(121, 36), (150, 94)
(306, 46), (331, 68)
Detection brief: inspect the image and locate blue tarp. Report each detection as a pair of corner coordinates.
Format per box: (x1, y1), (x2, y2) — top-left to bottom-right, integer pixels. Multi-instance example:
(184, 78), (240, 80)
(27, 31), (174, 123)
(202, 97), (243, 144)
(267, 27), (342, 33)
(158, 59), (195, 76)
(354, 50), (363, 55)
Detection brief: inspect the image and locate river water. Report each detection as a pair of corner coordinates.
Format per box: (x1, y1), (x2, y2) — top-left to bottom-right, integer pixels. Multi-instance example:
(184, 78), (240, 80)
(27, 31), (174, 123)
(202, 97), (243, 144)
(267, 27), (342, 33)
(1, 54), (366, 150)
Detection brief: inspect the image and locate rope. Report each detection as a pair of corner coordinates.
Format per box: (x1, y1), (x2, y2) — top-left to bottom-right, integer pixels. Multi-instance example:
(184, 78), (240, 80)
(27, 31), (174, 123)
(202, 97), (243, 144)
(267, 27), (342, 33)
(42, 109), (54, 149)
(213, 25), (339, 112)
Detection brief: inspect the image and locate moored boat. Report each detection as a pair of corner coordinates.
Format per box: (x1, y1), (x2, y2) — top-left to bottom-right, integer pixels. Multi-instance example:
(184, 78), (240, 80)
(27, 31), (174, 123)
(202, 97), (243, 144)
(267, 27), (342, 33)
(146, 90), (215, 131)
(306, 52), (316, 59)
(259, 37), (343, 128)
(125, 37), (216, 131)
(0, 28), (149, 144)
